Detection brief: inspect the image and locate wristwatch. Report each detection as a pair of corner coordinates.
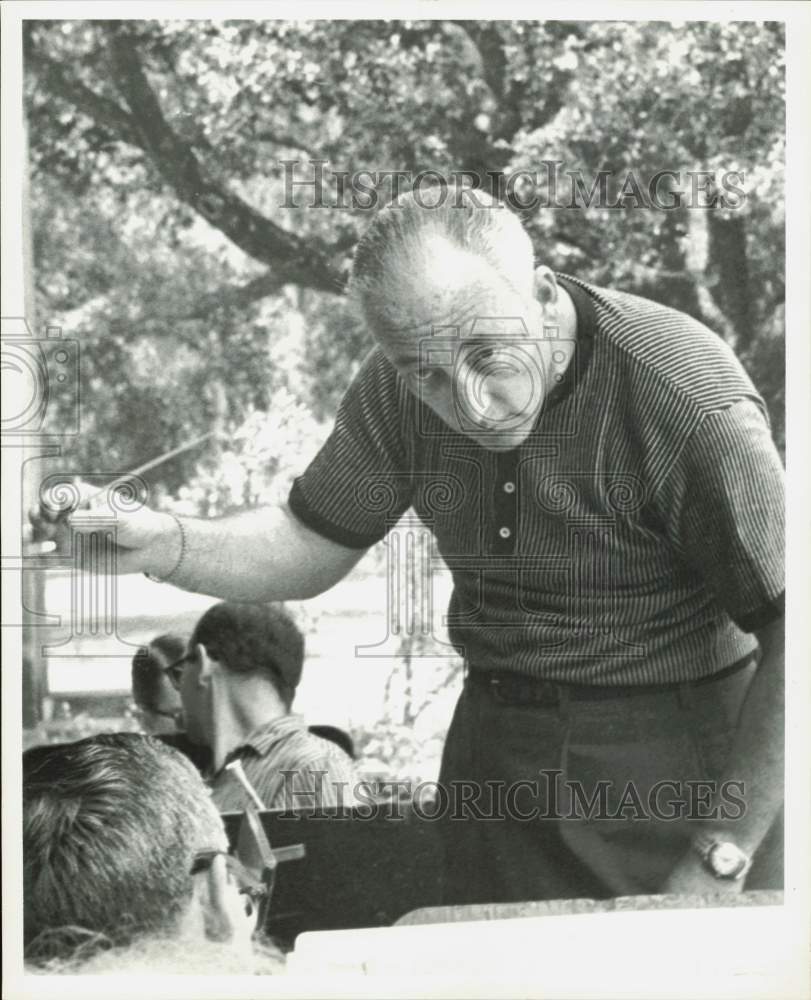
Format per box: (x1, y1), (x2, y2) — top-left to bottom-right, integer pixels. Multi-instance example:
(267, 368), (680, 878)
(692, 832), (752, 880)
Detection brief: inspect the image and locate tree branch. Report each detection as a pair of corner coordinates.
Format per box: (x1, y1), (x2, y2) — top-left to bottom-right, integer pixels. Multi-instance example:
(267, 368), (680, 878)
(27, 26), (350, 294)
(707, 214), (754, 350)
(447, 20), (573, 148)
(25, 44), (143, 149)
(448, 20), (508, 101)
(95, 23), (347, 295)
(59, 271), (288, 348)
(447, 21), (523, 142)
(170, 271), (286, 321)
(108, 273), (286, 335)
(252, 128), (323, 160)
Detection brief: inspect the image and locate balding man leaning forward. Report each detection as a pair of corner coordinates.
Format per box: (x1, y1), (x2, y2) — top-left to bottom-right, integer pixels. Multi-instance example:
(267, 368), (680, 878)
(96, 186), (785, 906)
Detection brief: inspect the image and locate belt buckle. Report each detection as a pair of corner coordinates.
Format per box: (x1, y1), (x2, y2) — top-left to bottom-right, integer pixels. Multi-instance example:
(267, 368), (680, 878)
(487, 673), (516, 705)
(487, 674), (506, 701)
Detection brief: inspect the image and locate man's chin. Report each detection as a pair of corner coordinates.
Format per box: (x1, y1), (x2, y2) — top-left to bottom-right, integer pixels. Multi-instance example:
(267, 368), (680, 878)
(464, 428), (534, 452)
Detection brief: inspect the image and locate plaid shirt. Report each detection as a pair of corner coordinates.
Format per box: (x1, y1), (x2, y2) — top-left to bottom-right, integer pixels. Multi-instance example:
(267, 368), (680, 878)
(209, 715), (359, 813)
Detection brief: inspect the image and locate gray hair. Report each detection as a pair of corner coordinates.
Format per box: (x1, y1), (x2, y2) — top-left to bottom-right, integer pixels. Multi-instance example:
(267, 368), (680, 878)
(24, 733), (225, 961)
(349, 186), (535, 330)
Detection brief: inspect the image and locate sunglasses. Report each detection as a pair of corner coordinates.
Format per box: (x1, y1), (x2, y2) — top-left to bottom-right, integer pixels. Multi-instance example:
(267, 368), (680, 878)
(163, 650), (197, 691)
(164, 651), (291, 704)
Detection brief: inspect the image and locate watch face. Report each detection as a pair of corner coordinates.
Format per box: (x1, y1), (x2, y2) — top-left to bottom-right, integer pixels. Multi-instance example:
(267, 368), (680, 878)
(710, 842), (746, 878)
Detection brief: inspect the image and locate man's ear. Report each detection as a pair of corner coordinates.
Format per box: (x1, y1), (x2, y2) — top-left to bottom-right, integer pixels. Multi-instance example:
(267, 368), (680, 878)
(532, 265), (559, 308)
(197, 643), (217, 682)
(192, 854), (249, 944)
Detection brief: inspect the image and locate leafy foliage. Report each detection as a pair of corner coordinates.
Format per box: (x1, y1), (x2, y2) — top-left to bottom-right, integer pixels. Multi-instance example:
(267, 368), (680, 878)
(26, 18), (785, 473)
(24, 20), (785, 757)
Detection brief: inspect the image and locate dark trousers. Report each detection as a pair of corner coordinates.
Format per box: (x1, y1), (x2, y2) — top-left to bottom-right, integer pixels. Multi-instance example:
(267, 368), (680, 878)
(437, 659), (781, 905)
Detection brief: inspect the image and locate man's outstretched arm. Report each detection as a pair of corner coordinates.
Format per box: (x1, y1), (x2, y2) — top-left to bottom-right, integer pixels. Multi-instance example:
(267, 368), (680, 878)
(96, 501), (368, 601)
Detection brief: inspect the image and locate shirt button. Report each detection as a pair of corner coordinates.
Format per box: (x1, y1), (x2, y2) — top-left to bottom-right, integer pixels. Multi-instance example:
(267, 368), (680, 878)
(503, 481), (516, 494)
(499, 526), (512, 539)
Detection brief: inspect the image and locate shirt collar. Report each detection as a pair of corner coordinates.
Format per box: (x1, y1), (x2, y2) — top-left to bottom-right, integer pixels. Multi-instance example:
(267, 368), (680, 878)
(226, 713), (307, 762)
(542, 273), (596, 413)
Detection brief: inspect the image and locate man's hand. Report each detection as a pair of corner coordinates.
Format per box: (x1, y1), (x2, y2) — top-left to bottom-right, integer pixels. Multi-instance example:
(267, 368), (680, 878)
(661, 849), (745, 900)
(89, 499), (366, 600)
(29, 476), (182, 578)
(78, 503), (183, 578)
(28, 477), (182, 577)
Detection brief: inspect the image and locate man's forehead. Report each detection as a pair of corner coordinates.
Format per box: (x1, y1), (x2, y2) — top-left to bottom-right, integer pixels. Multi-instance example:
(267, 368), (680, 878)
(373, 283), (474, 335)
(377, 288), (531, 344)
(384, 326), (518, 353)
(372, 242), (529, 325)
(414, 235), (489, 285)
(381, 310), (532, 351)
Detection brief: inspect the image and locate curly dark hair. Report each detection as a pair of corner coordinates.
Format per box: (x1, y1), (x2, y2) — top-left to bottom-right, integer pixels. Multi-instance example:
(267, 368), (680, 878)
(190, 603), (304, 709)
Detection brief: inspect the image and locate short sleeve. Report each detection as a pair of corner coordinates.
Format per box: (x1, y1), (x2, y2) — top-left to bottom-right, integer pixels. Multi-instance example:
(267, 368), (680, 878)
(288, 348), (413, 548)
(659, 397), (784, 632)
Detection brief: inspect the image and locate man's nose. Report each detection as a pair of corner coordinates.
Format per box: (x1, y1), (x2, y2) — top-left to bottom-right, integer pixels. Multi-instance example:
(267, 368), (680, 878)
(455, 366), (505, 427)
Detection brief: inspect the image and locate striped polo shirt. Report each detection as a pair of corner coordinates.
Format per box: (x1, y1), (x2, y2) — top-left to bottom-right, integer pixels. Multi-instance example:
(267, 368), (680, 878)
(289, 276), (784, 685)
(209, 715), (359, 813)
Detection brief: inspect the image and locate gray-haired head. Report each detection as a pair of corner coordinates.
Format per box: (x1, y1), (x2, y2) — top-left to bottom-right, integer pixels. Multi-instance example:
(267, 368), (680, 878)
(23, 732), (226, 960)
(348, 185), (572, 454)
(349, 186), (536, 334)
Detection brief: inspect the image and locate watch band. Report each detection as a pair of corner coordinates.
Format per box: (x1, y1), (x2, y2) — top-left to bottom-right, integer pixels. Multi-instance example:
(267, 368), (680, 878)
(692, 831), (720, 860)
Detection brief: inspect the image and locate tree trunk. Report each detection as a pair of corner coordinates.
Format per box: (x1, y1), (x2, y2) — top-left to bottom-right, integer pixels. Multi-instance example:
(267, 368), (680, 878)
(708, 214), (754, 351)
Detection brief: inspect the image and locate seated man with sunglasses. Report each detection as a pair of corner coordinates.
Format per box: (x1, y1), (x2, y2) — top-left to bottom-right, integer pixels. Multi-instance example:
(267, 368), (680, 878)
(23, 732), (283, 974)
(131, 634), (187, 735)
(132, 634), (212, 773)
(168, 602), (360, 813)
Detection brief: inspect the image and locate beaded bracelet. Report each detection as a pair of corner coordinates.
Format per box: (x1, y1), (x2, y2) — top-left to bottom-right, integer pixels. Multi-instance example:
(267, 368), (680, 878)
(144, 512), (187, 584)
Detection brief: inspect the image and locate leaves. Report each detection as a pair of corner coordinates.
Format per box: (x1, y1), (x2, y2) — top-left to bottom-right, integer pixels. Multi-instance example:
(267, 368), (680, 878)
(27, 18), (785, 497)
(24, 19), (784, 768)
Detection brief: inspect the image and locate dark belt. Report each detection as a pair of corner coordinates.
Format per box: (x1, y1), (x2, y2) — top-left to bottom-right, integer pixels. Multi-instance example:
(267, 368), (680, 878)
(466, 654), (756, 707)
